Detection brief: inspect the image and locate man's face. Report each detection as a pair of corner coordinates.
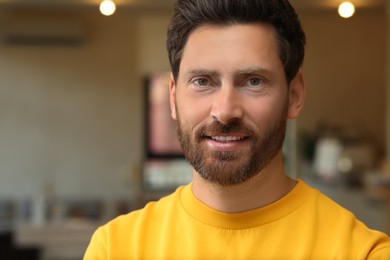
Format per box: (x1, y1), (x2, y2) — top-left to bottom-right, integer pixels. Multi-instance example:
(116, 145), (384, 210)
(170, 23), (300, 186)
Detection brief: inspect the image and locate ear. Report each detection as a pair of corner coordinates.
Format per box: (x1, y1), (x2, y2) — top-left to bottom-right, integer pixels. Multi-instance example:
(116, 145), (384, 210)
(287, 69), (306, 119)
(169, 73), (177, 120)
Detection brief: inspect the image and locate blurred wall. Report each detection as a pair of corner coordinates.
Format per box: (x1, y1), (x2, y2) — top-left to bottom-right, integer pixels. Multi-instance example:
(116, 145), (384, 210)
(299, 9), (386, 151)
(0, 7), (387, 203)
(0, 10), (171, 202)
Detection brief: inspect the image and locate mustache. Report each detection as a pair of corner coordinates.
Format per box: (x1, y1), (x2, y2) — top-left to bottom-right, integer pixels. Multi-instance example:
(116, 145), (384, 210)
(196, 119), (255, 139)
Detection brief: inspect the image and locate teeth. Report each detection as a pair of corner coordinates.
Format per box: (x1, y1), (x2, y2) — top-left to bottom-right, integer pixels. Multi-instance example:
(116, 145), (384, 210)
(211, 136), (245, 142)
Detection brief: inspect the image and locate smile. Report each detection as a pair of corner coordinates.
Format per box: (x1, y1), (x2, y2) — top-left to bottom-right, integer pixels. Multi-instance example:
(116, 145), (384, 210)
(210, 136), (247, 142)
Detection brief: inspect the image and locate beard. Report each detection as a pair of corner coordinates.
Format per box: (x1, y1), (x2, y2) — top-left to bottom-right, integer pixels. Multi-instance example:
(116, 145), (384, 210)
(176, 103), (288, 187)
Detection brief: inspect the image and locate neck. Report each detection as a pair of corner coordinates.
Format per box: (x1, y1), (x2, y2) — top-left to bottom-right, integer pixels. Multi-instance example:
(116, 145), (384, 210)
(191, 151), (297, 213)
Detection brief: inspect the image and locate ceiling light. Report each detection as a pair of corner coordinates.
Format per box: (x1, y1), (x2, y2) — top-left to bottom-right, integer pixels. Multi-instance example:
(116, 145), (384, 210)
(338, 2), (355, 18)
(100, 0), (116, 16)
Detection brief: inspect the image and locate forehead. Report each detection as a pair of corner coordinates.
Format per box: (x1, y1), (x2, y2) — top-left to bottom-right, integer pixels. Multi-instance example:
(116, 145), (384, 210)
(179, 23), (282, 76)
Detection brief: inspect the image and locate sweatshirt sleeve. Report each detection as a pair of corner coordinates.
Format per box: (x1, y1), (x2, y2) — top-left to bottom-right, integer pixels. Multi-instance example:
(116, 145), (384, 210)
(83, 226), (108, 260)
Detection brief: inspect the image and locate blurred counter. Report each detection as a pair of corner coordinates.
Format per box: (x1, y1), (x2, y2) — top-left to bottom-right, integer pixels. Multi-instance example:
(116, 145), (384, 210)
(14, 219), (100, 260)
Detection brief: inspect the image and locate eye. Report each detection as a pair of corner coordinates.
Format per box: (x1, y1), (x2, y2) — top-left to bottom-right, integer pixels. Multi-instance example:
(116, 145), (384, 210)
(193, 77), (210, 87)
(247, 77), (264, 87)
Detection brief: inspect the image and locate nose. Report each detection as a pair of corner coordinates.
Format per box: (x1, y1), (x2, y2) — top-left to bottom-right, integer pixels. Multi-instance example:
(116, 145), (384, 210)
(210, 86), (243, 124)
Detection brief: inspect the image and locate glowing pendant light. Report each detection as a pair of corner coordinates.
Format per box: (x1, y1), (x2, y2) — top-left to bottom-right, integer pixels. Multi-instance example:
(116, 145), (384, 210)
(100, 0), (116, 16)
(338, 2), (355, 18)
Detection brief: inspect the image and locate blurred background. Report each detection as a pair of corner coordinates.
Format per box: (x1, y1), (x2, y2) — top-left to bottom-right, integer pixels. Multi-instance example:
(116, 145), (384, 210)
(0, 0), (389, 259)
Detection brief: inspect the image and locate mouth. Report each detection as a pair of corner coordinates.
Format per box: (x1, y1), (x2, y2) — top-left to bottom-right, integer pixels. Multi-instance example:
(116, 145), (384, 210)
(209, 135), (247, 142)
(203, 134), (249, 152)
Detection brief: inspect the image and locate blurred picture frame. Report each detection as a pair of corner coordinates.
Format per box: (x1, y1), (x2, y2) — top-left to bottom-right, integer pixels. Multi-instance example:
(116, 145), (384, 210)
(144, 72), (184, 159)
(143, 72), (191, 191)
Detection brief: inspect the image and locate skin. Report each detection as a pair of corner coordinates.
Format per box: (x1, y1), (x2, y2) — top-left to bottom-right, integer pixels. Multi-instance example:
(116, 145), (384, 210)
(169, 23), (305, 213)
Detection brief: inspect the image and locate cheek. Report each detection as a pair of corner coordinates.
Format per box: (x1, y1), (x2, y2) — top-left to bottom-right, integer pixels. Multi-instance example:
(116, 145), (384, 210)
(246, 99), (287, 129)
(176, 99), (209, 129)
(176, 90), (211, 126)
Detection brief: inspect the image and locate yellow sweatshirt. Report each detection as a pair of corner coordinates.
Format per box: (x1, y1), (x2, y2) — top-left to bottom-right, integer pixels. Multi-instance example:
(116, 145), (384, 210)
(84, 180), (390, 259)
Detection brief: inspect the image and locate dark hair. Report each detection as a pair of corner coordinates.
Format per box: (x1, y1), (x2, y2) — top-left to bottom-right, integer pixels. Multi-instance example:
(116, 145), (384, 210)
(167, 0), (306, 83)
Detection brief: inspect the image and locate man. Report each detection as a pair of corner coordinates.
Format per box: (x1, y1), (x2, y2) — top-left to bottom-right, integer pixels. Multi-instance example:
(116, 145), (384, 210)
(85, 0), (390, 258)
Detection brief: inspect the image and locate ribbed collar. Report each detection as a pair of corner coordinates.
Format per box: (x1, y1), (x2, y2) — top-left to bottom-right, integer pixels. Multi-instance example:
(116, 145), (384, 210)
(179, 179), (310, 230)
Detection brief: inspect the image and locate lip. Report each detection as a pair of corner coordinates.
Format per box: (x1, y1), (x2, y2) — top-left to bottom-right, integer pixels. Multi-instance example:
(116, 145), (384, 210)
(205, 134), (249, 152)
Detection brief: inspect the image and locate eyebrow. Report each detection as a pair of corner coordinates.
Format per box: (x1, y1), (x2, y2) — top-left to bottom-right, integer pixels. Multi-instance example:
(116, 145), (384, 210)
(236, 66), (272, 76)
(184, 66), (272, 78)
(184, 69), (219, 80)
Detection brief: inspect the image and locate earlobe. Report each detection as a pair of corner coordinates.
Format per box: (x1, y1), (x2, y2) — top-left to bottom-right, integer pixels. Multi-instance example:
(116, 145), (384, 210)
(169, 73), (177, 120)
(287, 69), (306, 119)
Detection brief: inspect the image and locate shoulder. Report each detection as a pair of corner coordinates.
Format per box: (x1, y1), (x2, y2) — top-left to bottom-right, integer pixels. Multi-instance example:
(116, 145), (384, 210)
(298, 181), (375, 227)
(101, 185), (185, 235)
(297, 180), (358, 215)
(368, 243), (390, 259)
(84, 186), (186, 258)
(297, 180), (390, 256)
